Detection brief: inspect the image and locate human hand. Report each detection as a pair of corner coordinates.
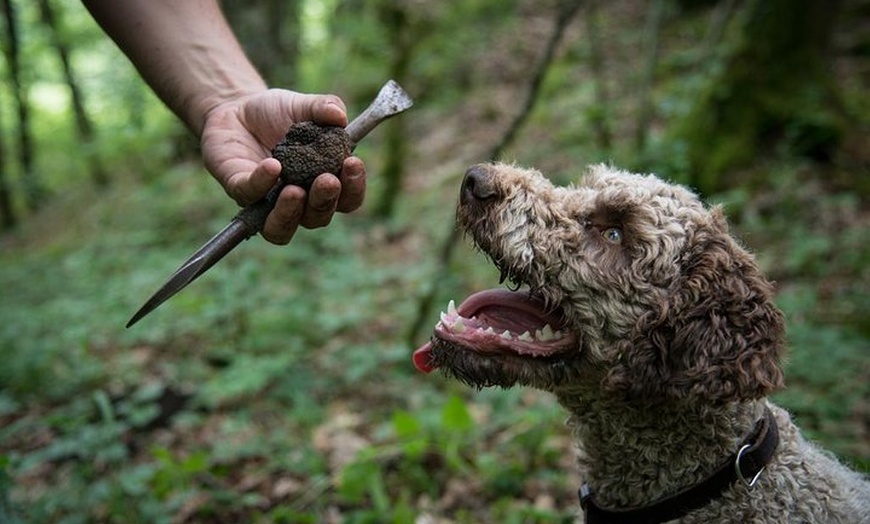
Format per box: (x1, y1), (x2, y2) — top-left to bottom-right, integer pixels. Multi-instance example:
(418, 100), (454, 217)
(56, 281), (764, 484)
(200, 89), (366, 244)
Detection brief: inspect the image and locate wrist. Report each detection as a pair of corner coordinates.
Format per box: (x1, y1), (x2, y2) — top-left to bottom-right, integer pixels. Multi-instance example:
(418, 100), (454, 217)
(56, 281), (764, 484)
(182, 52), (268, 137)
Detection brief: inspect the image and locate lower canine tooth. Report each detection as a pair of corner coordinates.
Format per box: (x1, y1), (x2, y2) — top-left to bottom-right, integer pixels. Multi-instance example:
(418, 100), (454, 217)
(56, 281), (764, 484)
(541, 324), (555, 340)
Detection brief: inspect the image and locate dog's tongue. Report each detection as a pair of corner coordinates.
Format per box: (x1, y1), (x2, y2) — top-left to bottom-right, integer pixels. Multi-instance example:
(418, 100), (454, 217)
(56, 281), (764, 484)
(412, 342), (436, 373)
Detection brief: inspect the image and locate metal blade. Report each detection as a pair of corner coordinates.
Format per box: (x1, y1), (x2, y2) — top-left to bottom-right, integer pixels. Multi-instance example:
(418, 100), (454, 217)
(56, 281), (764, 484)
(126, 219), (252, 327)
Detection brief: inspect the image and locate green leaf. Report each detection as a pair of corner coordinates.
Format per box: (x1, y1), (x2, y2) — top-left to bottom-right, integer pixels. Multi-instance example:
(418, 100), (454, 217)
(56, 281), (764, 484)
(391, 410), (421, 438)
(392, 410), (428, 457)
(440, 395), (473, 433)
(338, 459), (378, 503)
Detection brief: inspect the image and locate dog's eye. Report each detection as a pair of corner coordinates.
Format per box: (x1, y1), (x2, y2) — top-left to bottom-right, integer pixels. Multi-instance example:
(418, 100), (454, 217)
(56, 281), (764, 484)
(602, 227), (623, 244)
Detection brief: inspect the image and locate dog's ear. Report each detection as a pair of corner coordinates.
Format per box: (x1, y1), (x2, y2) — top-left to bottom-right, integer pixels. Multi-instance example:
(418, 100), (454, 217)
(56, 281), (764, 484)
(607, 208), (785, 404)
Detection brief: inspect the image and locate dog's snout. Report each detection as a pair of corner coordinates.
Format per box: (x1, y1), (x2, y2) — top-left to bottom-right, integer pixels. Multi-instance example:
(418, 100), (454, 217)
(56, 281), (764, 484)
(461, 164), (498, 205)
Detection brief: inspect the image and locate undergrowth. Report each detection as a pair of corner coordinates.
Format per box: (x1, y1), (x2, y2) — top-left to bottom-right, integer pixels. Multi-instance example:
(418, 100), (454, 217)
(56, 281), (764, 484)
(1, 148), (867, 523)
(0, 159), (577, 523)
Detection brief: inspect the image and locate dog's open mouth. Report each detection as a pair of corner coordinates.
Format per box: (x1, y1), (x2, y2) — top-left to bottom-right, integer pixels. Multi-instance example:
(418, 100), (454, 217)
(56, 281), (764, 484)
(413, 289), (577, 374)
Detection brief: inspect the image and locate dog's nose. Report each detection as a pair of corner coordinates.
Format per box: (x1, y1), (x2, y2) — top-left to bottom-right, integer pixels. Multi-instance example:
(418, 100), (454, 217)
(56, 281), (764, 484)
(461, 164), (498, 205)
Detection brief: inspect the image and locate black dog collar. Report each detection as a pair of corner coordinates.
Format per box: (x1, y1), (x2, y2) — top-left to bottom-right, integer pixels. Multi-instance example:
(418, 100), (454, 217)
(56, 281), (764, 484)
(579, 407), (779, 524)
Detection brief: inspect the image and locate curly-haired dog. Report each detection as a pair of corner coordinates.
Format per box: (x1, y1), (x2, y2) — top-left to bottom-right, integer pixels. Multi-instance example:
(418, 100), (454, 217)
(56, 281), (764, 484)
(414, 163), (870, 523)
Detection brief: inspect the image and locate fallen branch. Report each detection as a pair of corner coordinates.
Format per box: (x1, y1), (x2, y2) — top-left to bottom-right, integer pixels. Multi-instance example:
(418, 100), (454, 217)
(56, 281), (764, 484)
(407, 0), (585, 346)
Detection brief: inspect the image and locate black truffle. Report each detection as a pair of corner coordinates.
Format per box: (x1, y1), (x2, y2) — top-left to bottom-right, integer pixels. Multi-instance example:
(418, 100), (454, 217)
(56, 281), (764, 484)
(270, 122), (353, 191)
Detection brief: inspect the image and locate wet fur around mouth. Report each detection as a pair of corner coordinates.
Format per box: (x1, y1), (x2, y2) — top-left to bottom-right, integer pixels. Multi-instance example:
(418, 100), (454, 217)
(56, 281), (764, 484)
(427, 338), (588, 391)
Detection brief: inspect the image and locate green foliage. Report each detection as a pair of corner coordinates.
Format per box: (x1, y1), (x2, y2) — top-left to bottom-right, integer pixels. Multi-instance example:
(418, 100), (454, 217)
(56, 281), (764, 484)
(331, 391), (572, 522)
(0, 454), (22, 524)
(660, 0), (849, 195)
(717, 164), (870, 464)
(150, 447), (210, 499)
(338, 394), (477, 506)
(773, 290), (869, 468)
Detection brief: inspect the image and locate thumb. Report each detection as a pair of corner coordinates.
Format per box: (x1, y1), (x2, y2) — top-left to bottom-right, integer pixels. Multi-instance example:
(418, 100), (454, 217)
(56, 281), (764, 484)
(288, 92), (348, 127)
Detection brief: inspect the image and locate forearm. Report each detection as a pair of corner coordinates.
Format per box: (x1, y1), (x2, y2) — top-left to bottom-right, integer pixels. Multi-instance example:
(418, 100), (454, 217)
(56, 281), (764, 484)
(82, 0), (266, 136)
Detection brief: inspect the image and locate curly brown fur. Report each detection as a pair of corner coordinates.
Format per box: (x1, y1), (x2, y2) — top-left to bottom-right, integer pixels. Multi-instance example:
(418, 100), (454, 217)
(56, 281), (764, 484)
(417, 162), (870, 523)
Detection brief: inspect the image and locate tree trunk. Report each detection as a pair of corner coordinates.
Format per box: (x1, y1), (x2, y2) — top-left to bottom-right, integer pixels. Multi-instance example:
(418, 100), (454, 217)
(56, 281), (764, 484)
(633, 0), (666, 155)
(0, 93), (16, 229)
(38, 0), (109, 188)
(2, 0), (44, 211)
(221, 0), (300, 86)
(373, 0), (413, 219)
(266, 0), (300, 85)
(584, 0), (613, 152)
(407, 0), (584, 346)
(670, 0), (846, 195)
(699, 0), (737, 62)
(490, 0), (584, 161)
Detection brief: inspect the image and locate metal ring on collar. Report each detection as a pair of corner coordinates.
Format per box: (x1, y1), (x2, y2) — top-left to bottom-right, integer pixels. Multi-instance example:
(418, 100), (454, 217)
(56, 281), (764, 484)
(735, 444), (765, 487)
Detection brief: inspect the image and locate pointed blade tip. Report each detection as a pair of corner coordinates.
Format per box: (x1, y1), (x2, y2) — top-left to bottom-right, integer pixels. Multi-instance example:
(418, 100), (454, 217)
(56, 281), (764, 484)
(126, 307), (149, 328)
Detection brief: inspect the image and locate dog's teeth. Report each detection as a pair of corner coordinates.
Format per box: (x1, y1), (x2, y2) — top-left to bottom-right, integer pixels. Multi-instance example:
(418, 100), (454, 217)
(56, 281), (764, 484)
(540, 324), (555, 341)
(440, 311), (449, 323)
(453, 318), (466, 333)
(500, 330), (513, 340)
(484, 327), (496, 335)
(447, 300), (457, 316)
(534, 329), (544, 340)
(518, 331), (533, 342)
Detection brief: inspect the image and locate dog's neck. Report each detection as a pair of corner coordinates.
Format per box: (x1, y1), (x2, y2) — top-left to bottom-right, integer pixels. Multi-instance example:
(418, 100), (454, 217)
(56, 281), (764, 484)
(555, 390), (767, 509)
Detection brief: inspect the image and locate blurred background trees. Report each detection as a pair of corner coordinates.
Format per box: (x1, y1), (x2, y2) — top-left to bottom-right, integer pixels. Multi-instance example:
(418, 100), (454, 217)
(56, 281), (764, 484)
(670, 0), (856, 195)
(1, 0), (865, 226)
(0, 0), (867, 522)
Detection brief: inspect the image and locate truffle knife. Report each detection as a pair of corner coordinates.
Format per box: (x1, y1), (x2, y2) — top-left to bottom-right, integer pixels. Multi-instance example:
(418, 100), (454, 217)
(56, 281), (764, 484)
(127, 80), (413, 328)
